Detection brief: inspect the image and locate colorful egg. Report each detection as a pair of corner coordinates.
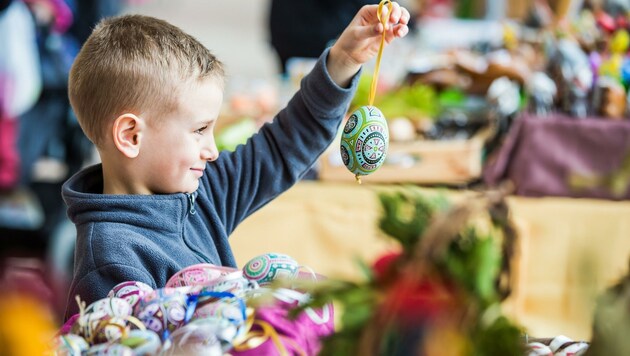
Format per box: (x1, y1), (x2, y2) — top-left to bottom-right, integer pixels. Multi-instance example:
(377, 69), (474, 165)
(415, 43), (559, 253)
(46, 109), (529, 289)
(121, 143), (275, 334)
(164, 321), (223, 355)
(192, 297), (246, 325)
(242, 253), (299, 286)
(72, 310), (109, 342)
(108, 281), (154, 309)
(197, 271), (256, 296)
(120, 329), (162, 356)
(92, 316), (129, 344)
(340, 106), (389, 176)
(135, 288), (189, 338)
(85, 343), (135, 356)
(85, 297), (132, 318)
(51, 333), (89, 355)
(166, 263), (238, 288)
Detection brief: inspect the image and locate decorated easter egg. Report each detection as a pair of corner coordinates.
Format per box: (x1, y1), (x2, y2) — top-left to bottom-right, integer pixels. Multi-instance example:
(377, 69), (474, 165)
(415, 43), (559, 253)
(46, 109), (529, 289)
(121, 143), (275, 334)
(526, 342), (553, 356)
(92, 316), (129, 344)
(166, 263), (238, 288)
(108, 281), (154, 309)
(164, 321), (223, 356)
(72, 310), (109, 341)
(85, 297), (132, 318)
(135, 288), (189, 338)
(51, 333), (89, 355)
(192, 296), (246, 325)
(85, 343), (135, 356)
(196, 271), (256, 296)
(242, 253), (299, 286)
(340, 106), (389, 176)
(120, 329), (162, 356)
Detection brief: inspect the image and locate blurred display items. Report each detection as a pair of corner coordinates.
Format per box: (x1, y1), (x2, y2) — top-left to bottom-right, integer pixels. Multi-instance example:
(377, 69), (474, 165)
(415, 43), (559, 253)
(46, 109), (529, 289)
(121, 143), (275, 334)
(586, 259), (630, 355)
(291, 187), (527, 355)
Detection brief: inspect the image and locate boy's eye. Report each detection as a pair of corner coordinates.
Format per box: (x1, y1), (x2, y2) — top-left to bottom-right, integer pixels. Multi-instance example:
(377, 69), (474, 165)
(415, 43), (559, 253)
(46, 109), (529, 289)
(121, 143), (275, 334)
(195, 126), (208, 134)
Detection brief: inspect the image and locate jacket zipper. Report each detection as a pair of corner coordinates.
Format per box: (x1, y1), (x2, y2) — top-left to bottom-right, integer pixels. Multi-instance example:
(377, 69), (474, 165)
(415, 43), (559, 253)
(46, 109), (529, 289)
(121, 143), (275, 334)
(184, 192), (209, 263)
(187, 192), (197, 215)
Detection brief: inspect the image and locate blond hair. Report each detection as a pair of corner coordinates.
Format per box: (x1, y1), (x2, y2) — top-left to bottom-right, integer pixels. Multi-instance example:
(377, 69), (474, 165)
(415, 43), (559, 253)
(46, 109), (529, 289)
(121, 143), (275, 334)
(68, 15), (225, 147)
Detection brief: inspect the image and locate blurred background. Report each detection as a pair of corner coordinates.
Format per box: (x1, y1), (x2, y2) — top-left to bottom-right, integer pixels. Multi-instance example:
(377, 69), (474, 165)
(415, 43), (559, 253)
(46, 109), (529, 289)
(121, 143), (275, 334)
(3, 0), (630, 354)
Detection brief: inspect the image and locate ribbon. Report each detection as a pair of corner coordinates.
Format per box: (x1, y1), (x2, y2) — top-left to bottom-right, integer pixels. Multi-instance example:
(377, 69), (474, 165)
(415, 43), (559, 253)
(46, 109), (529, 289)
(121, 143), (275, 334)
(230, 303), (308, 356)
(356, 0), (392, 185)
(368, 0), (393, 107)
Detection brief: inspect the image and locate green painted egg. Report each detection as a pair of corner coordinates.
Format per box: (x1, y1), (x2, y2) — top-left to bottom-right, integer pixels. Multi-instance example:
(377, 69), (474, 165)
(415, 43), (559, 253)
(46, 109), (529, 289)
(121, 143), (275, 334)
(340, 106), (389, 176)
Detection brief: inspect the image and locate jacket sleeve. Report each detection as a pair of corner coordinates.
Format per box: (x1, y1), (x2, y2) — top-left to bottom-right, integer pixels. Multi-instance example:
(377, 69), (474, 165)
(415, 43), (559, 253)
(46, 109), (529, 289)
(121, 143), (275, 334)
(64, 264), (156, 320)
(204, 48), (361, 234)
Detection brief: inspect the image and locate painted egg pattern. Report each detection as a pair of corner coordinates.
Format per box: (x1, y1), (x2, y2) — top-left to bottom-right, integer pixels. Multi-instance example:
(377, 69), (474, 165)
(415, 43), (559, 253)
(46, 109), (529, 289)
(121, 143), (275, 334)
(85, 297), (132, 318)
(166, 321), (223, 355)
(166, 263), (238, 288)
(135, 288), (188, 338)
(341, 105), (389, 176)
(107, 281), (154, 309)
(242, 253), (299, 286)
(85, 343), (135, 356)
(120, 329), (161, 355)
(52, 333), (89, 355)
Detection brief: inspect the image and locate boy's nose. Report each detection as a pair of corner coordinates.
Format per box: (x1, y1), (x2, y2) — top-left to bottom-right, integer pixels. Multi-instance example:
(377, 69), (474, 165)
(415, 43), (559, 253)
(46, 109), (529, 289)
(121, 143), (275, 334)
(201, 141), (219, 162)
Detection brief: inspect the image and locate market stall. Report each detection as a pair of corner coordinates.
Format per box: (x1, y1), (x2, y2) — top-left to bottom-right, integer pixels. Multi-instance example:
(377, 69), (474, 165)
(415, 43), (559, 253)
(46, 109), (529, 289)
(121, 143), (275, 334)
(230, 182), (630, 341)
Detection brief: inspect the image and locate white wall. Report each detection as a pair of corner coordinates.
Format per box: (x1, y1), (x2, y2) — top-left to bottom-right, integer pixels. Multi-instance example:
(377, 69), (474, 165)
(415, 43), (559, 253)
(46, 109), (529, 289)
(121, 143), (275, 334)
(122, 0), (278, 82)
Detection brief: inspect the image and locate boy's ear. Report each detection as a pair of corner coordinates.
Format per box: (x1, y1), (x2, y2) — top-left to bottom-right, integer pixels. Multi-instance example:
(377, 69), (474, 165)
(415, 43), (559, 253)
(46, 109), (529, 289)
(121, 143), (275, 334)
(112, 113), (144, 158)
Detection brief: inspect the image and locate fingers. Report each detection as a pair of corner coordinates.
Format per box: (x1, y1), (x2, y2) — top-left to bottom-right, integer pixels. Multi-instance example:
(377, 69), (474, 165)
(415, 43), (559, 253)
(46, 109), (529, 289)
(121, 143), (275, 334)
(386, 3), (410, 38)
(354, 2), (410, 39)
(379, 2), (410, 35)
(354, 22), (383, 39)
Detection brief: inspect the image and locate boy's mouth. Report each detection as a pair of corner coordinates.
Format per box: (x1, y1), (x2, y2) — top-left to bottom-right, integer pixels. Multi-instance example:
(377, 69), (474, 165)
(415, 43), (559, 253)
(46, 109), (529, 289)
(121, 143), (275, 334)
(190, 168), (204, 177)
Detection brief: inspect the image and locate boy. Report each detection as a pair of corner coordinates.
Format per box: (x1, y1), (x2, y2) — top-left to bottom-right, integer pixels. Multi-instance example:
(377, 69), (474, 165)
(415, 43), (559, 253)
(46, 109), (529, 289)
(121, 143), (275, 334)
(63, 3), (410, 318)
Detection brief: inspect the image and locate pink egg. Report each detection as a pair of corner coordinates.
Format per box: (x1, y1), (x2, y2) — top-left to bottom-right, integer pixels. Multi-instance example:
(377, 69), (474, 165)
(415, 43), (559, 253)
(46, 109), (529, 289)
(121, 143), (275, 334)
(166, 263), (238, 288)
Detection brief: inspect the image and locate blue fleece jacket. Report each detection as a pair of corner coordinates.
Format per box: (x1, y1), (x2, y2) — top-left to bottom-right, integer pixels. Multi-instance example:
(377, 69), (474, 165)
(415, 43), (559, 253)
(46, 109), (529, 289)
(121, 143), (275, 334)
(62, 49), (359, 318)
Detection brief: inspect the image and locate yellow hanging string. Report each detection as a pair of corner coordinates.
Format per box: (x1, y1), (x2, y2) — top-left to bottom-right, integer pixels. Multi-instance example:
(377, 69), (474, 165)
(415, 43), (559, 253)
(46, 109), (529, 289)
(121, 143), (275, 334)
(356, 0), (392, 185)
(368, 0), (392, 107)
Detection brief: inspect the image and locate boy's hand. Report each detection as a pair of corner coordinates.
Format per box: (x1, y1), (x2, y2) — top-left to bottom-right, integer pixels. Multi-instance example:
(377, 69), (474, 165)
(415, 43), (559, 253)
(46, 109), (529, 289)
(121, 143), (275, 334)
(328, 2), (410, 87)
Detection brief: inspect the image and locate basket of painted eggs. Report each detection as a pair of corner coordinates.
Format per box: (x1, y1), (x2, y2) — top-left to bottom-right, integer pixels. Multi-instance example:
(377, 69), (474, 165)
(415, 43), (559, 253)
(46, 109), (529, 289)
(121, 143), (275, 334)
(52, 253), (332, 355)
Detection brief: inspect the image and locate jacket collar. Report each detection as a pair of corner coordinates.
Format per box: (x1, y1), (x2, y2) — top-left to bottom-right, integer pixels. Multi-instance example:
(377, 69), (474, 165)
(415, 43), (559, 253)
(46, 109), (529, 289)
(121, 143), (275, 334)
(62, 164), (191, 234)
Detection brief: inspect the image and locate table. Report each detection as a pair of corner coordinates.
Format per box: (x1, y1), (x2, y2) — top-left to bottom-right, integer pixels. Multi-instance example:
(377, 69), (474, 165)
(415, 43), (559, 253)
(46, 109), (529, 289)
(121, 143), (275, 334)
(230, 181), (630, 340)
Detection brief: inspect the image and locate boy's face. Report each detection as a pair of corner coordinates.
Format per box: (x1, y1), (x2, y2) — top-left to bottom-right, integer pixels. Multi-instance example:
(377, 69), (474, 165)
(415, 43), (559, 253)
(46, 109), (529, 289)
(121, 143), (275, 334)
(138, 78), (223, 194)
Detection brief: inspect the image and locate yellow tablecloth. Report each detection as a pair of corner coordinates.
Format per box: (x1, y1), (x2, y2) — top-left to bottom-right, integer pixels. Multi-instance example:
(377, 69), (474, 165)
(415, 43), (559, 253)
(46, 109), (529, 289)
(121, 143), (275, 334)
(230, 181), (630, 340)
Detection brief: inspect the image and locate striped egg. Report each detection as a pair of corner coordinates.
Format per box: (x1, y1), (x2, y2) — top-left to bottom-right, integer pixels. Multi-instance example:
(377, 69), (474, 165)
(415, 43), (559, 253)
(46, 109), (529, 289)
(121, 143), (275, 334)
(340, 106), (389, 176)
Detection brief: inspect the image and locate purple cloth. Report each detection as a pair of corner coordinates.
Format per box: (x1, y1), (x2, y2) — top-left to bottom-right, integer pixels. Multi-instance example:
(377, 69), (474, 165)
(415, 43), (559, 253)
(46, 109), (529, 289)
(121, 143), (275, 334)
(484, 114), (630, 200)
(231, 300), (334, 356)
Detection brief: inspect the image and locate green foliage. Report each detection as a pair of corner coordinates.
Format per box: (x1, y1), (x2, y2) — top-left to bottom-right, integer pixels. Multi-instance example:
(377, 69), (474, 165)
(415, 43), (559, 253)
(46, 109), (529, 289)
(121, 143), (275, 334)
(472, 315), (524, 356)
(296, 188), (523, 355)
(352, 75), (439, 120)
(438, 88), (468, 107)
(215, 118), (256, 151)
(443, 228), (502, 306)
(378, 189), (449, 252)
